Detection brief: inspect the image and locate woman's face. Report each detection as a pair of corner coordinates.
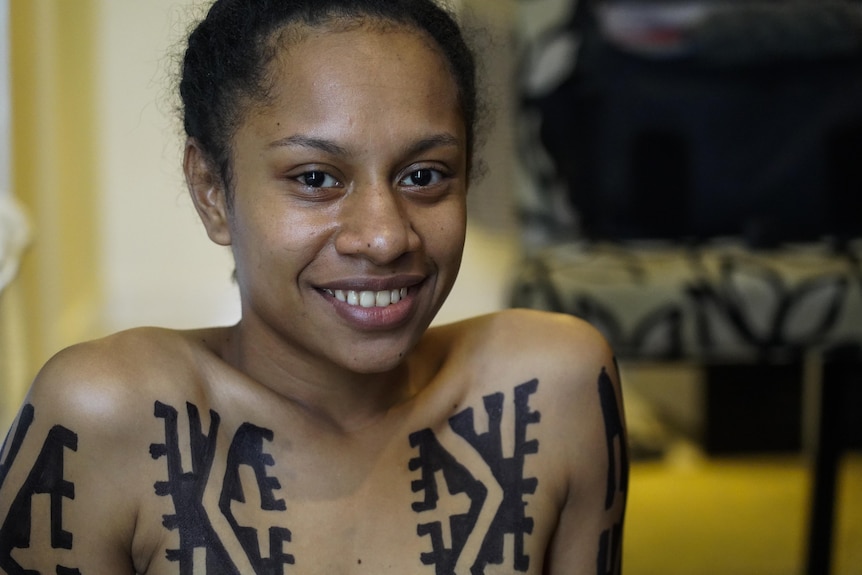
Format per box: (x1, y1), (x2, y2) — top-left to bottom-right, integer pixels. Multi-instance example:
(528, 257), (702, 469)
(202, 23), (468, 375)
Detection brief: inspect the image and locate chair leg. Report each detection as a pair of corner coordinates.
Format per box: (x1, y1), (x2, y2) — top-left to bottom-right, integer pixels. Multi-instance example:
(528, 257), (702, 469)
(806, 360), (839, 574)
(806, 344), (861, 575)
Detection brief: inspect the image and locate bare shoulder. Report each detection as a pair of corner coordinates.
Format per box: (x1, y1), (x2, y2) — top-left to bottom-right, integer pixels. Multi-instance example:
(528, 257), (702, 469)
(23, 327), (213, 433)
(436, 308), (616, 393)
(483, 308), (612, 360)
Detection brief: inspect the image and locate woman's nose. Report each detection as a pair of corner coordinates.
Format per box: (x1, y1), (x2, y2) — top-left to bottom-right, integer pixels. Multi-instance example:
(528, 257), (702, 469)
(334, 182), (421, 264)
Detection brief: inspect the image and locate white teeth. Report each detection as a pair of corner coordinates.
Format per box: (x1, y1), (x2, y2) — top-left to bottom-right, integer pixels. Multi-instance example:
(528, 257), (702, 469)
(359, 291), (376, 308)
(375, 290), (391, 307)
(326, 287), (409, 308)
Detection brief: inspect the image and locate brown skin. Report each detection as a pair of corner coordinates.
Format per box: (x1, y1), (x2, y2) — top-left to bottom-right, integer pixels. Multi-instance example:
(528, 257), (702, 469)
(0, 24), (626, 575)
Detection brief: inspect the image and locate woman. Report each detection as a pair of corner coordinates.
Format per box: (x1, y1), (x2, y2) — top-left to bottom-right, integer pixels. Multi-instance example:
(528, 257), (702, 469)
(0, 1), (627, 573)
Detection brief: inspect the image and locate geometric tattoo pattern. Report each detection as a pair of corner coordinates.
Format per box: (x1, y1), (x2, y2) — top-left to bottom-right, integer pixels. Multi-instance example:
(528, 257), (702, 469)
(219, 423), (293, 574)
(0, 404), (82, 575)
(409, 379), (541, 574)
(150, 401), (292, 575)
(597, 366), (628, 575)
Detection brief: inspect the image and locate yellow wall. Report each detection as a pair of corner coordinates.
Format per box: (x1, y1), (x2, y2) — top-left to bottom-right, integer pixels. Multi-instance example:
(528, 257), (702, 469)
(1, 0), (101, 428)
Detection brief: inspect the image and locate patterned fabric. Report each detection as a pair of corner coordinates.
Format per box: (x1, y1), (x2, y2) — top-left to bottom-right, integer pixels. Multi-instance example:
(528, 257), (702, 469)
(511, 241), (862, 361)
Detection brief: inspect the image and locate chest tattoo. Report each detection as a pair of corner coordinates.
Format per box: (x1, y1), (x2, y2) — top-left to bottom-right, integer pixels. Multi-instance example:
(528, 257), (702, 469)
(408, 379), (541, 574)
(151, 401), (293, 575)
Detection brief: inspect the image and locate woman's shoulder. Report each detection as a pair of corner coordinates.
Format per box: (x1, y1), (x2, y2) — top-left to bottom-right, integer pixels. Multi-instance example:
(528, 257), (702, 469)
(33, 326), (207, 385)
(429, 309), (618, 406)
(24, 326), (218, 433)
(439, 308), (614, 371)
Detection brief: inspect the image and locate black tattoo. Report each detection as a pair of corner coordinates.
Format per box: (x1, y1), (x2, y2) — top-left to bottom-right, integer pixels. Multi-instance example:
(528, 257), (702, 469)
(151, 401), (292, 574)
(409, 428), (489, 572)
(219, 423), (294, 574)
(597, 523), (623, 575)
(597, 367), (628, 575)
(409, 380), (541, 574)
(598, 368), (628, 510)
(0, 408), (80, 575)
(151, 401), (236, 574)
(0, 404), (35, 490)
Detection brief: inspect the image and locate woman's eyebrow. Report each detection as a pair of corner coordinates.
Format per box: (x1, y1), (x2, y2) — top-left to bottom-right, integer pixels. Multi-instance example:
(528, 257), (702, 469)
(403, 133), (461, 158)
(268, 134), (350, 156)
(268, 132), (461, 158)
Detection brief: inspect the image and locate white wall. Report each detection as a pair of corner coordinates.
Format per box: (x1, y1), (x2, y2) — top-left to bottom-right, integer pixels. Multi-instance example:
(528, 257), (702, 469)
(97, 0), (240, 332)
(96, 0), (518, 333)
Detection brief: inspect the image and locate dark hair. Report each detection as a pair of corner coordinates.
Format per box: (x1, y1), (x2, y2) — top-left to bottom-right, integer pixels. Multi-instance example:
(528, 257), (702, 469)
(180, 0), (479, 194)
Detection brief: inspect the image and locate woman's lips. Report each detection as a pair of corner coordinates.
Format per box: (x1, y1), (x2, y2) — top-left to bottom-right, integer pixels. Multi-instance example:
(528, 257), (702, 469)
(319, 284), (421, 331)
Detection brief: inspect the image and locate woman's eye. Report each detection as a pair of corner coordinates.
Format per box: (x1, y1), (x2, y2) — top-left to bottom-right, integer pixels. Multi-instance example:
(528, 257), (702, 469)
(297, 171), (340, 188)
(401, 168), (444, 187)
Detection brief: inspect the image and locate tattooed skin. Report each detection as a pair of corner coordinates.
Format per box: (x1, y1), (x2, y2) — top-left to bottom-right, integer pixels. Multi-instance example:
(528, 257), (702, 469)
(0, 405), (82, 575)
(1, 376), (611, 575)
(150, 401), (293, 575)
(409, 379), (541, 575)
(597, 367), (628, 575)
(0, 405), (35, 491)
(143, 381), (544, 574)
(218, 423), (293, 574)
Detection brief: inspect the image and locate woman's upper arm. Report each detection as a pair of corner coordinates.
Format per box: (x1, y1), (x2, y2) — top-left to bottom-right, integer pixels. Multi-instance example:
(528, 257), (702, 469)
(536, 314), (628, 575)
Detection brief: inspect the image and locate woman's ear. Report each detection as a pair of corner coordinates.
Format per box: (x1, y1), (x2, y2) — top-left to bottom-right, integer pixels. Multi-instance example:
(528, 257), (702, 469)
(184, 138), (232, 246)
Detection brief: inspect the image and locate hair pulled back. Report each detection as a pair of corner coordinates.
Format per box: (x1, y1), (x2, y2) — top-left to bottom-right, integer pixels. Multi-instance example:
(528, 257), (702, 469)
(180, 0), (478, 191)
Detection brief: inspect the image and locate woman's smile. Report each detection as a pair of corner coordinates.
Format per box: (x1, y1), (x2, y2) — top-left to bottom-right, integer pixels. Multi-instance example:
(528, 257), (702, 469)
(320, 283), (420, 331)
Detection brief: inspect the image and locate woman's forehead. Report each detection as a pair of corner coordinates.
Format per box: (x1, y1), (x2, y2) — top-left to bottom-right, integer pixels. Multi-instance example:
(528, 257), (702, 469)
(264, 24), (461, 112)
(236, 25), (466, 148)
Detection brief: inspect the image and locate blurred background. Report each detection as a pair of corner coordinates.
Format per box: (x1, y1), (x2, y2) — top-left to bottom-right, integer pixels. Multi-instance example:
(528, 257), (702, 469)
(0, 0), (860, 574)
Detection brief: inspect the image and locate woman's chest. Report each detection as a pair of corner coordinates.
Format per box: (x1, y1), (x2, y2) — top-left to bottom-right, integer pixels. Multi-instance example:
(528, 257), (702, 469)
(143, 451), (558, 575)
(138, 380), (561, 575)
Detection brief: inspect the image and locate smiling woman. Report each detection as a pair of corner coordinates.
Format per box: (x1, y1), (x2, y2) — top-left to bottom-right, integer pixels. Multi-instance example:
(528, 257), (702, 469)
(0, 2), (627, 574)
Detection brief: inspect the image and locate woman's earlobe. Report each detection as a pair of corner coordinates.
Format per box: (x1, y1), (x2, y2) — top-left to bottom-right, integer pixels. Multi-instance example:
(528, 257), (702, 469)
(184, 139), (232, 246)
